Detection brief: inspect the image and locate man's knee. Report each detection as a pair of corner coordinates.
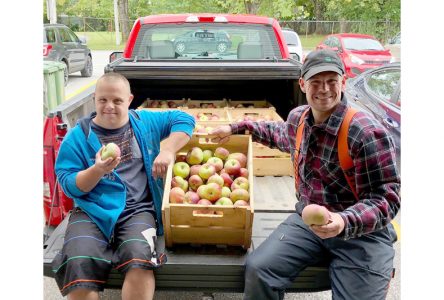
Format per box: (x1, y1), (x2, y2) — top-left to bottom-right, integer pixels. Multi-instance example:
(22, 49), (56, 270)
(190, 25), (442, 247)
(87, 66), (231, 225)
(67, 288), (99, 300)
(125, 268), (154, 284)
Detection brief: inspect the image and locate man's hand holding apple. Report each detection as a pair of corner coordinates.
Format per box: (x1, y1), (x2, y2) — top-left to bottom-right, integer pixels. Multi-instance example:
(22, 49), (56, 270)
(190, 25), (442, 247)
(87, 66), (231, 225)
(210, 125), (232, 144)
(96, 145), (121, 175)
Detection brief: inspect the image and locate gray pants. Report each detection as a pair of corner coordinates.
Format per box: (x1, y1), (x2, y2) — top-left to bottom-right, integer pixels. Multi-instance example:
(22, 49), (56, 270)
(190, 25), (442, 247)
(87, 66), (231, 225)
(244, 213), (396, 300)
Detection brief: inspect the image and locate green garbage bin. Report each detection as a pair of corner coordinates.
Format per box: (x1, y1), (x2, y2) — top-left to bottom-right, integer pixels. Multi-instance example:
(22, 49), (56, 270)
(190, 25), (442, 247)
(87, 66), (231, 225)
(43, 61), (66, 115)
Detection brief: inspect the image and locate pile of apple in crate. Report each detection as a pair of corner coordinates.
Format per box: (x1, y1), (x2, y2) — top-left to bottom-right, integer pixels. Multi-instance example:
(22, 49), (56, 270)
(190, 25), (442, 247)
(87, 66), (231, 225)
(162, 134), (254, 249)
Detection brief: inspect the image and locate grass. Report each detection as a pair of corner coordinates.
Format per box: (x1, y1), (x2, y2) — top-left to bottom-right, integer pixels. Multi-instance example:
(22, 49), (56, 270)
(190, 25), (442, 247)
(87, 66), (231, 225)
(76, 31), (326, 51)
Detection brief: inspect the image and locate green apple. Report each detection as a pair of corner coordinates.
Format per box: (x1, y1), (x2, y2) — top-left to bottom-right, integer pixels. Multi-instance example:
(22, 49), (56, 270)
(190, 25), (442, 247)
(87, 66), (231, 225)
(173, 162), (190, 179)
(101, 142), (121, 160)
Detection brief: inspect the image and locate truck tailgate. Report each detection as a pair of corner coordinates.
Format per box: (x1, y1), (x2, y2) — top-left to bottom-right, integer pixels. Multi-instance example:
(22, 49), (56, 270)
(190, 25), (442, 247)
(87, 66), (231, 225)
(43, 176), (330, 292)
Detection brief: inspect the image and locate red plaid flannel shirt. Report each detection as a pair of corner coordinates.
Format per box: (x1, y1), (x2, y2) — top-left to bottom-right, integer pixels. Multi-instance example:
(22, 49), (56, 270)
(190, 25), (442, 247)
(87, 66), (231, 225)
(230, 96), (400, 240)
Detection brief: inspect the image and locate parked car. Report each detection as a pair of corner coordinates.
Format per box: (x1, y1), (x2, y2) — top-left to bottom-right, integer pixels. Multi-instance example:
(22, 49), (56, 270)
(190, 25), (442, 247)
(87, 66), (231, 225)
(43, 23), (93, 84)
(385, 32), (400, 62)
(282, 29), (303, 62)
(345, 62), (400, 167)
(172, 29), (232, 54)
(316, 33), (394, 79)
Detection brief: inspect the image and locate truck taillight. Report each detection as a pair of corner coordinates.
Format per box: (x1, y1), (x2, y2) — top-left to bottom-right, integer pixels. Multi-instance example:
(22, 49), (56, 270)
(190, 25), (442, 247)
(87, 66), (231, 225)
(44, 181), (51, 199)
(43, 44), (52, 56)
(185, 16), (227, 23)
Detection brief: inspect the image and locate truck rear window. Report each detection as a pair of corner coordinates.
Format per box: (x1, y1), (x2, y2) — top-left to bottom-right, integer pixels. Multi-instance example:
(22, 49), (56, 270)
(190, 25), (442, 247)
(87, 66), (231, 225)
(132, 23), (282, 60)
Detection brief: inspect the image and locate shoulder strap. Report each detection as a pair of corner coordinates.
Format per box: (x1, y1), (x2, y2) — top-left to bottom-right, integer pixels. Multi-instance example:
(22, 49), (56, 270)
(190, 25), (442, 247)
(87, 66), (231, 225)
(294, 108), (310, 192)
(338, 107), (359, 200)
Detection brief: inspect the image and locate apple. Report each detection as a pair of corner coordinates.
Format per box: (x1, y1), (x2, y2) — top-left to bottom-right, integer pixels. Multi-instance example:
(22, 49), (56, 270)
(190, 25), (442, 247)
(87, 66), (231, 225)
(238, 168), (249, 178)
(201, 182), (222, 202)
(168, 101), (178, 108)
(215, 197), (233, 206)
(206, 157), (224, 172)
(207, 174), (224, 187)
(227, 153), (247, 168)
(171, 176), (189, 192)
(195, 199), (214, 215)
(186, 147), (204, 165)
(188, 174), (204, 191)
(173, 162), (190, 179)
(198, 163), (216, 180)
(189, 164), (202, 176)
(220, 172), (233, 187)
(234, 199), (250, 207)
(301, 204), (330, 226)
(199, 115), (209, 121)
(169, 187), (185, 203)
(197, 185), (207, 199)
(214, 147), (230, 161)
(230, 188), (250, 203)
(231, 177), (249, 191)
(175, 154), (187, 163)
(101, 142), (121, 160)
(221, 186), (231, 198)
(184, 191), (200, 204)
(224, 158), (241, 176)
(202, 150), (213, 163)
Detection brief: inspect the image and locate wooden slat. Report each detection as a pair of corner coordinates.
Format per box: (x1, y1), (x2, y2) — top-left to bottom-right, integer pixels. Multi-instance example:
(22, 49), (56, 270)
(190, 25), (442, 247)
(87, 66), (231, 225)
(170, 226), (245, 245)
(252, 142), (290, 157)
(253, 157), (294, 176)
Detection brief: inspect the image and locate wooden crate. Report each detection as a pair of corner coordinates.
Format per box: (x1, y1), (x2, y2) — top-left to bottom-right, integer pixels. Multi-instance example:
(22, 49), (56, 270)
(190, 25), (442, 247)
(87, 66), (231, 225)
(227, 108), (284, 123)
(253, 157), (294, 176)
(162, 134), (254, 249)
(252, 142), (290, 158)
(138, 98), (188, 109)
(186, 99), (228, 108)
(227, 99), (273, 108)
(182, 108), (231, 123)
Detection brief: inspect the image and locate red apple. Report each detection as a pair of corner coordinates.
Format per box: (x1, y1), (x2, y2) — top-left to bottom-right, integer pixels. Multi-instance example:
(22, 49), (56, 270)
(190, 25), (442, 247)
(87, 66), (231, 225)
(238, 168), (249, 178)
(201, 182), (222, 203)
(188, 174), (204, 191)
(230, 188), (250, 203)
(234, 199), (250, 207)
(214, 147), (230, 161)
(207, 174), (224, 187)
(171, 176), (189, 192)
(224, 158), (241, 176)
(169, 187), (185, 203)
(231, 177), (249, 191)
(184, 191), (200, 204)
(190, 164), (202, 177)
(227, 153), (247, 168)
(207, 157), (224, 172)
(220, 172), (233, 187)
(101, 142), (121, 160)
(195, 199), (214, 214)
(173, 162), (190, 179)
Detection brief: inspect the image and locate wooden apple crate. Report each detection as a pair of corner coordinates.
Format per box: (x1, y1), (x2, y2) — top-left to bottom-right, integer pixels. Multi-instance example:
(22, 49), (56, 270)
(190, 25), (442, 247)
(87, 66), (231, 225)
(227, 108), (284, 123)
(182, 108), (231, 123)
(186, 99), (228, 108)
(253, 157), (294, 176)
(138, 98), (188, 109)
(227, 99), (274, 108)
(162, 134), (254, 249)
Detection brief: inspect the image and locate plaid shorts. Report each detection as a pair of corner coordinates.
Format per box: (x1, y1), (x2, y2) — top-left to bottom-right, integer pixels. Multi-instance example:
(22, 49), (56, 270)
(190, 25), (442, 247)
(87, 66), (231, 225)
(52, 208), (167, 296)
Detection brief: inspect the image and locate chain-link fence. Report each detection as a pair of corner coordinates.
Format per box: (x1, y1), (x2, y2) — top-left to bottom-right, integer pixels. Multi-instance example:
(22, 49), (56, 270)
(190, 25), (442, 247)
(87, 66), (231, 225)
(56, 16), (400, 49)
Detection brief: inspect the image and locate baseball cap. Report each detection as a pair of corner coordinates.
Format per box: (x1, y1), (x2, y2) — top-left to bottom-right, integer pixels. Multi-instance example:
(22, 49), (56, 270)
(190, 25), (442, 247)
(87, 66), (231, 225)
(301, 49), (345, 81)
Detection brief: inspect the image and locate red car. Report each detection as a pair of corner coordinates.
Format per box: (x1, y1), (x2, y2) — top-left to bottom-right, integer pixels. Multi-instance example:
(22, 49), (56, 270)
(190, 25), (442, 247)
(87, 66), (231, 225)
(316, 33), (394, 79)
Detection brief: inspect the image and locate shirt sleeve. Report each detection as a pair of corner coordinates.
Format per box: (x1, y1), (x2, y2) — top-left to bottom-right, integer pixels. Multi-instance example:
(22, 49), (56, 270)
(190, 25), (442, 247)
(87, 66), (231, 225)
(230, 120), (292, 153)
(338, 118), (401, 240)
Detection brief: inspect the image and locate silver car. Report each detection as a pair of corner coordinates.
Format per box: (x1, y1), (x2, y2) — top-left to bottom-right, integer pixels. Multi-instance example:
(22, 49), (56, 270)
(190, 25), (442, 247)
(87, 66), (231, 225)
(43, 24), (93, 84)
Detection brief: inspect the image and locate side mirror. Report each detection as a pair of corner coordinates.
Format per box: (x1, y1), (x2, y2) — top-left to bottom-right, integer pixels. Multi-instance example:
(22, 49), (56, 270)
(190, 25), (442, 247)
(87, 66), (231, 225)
(78, 36), (87, 44)
(109, 51), (123, 63)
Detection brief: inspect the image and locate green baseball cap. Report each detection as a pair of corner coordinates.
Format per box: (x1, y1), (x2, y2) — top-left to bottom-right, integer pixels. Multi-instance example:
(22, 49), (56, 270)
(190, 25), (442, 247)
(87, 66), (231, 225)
(301, 49), (345, 80)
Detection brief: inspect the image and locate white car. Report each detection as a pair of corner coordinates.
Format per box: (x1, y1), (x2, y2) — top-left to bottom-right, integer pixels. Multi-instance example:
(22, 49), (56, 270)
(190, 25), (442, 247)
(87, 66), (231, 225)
(282, 29), (303, 62)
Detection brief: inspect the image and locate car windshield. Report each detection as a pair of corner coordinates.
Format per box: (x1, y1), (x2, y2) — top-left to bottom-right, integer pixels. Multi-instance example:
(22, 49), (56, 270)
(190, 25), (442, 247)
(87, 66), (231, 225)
(343, 37), (384, 51)
(282, 31), (299, 46)
(132, 23), (282, 60)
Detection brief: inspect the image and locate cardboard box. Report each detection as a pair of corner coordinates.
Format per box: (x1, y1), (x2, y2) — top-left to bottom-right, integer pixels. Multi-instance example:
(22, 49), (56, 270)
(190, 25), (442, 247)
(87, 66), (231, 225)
(162, 134), (254, 249)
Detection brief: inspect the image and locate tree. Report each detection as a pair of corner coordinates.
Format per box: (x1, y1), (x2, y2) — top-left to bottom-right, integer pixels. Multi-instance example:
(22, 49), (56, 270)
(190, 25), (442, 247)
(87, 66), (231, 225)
(118, 0), (130, 43)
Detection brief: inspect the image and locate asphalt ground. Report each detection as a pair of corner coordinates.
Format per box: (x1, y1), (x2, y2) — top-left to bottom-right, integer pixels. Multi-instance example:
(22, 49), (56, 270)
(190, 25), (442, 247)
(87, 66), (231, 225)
(43, 50), (401, 299)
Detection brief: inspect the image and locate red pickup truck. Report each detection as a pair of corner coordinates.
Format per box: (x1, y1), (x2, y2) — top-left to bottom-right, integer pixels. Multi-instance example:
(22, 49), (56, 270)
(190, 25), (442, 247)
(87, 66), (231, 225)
(43, 14), (331, 295)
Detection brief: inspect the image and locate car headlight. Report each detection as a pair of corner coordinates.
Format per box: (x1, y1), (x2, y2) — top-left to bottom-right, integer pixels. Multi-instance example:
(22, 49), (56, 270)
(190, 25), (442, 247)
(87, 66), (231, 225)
(349, 54), (365, 65)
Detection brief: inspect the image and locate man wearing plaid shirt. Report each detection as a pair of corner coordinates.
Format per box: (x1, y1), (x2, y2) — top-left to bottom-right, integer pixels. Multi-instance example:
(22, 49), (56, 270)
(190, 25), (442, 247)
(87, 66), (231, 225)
(211, 49), (400, 300)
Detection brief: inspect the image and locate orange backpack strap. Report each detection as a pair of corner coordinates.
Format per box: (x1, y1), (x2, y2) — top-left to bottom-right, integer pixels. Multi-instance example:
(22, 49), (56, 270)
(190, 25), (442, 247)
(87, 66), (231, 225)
(294, 108), (310, 192)
(338, 107), (359, 200)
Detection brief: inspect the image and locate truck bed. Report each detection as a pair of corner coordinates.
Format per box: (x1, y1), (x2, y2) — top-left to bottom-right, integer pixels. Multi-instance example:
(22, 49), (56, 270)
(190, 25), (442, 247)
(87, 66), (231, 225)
(43, 176), (331, 292)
